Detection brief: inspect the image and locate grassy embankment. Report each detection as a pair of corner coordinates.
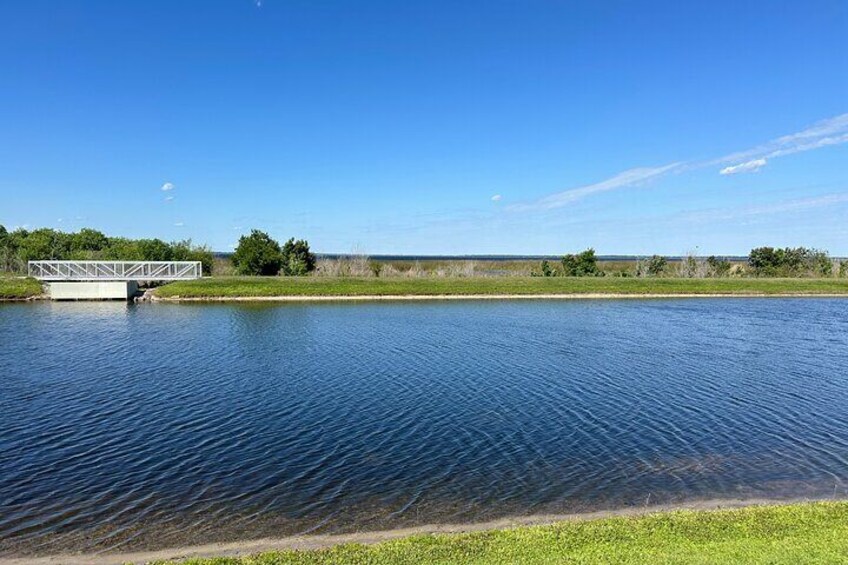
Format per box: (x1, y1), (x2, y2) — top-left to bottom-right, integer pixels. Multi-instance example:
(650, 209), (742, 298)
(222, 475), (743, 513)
(0, 276), (43, 299)
(154, 276), (848, 299)
(157, 502), (848, 564)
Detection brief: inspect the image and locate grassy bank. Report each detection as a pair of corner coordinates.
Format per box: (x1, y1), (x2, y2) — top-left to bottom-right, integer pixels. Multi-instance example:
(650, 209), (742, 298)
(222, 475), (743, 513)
(158, 502), (848, 564)
(154, 276), (848, 299)
(0, 276), (43, 299)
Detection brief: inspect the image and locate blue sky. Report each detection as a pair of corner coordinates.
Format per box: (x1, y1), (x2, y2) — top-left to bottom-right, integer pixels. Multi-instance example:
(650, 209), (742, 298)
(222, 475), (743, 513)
(1, 1), (846, 255)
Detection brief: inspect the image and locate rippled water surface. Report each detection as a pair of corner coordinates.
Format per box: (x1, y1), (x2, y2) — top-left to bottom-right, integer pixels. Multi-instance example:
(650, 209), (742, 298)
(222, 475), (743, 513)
(2, 299), (848, 555)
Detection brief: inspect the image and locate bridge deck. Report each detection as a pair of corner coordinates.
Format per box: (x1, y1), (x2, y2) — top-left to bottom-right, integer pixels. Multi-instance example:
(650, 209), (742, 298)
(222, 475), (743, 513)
(29, 261), (202, 281)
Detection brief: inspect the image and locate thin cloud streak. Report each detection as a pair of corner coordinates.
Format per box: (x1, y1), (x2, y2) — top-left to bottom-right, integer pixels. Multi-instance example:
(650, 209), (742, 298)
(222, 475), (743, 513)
(510, 113), (848, 211)
(716, 113), (848, 169)
(720, 158), (767, 175)
(508, 163), (682, 211)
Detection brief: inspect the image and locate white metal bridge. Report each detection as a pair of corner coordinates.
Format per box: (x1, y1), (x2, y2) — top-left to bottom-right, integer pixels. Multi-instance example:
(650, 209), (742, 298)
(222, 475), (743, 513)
(29, 261), (203, 281)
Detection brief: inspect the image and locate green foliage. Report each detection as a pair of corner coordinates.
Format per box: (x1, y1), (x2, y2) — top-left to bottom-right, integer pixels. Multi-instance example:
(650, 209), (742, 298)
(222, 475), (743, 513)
(171, 240), (215, 275)
(280, 238), (317, 276)
(561, 248), (602, 277)
(840, 261), (848, 278)
(369, 261), (383, 277)
(748, 247), (832, 277)
(0, 276), (43, 299)
(644, 255), (668, 276)
(0, 226), (215, 274)
(539, 260), (554, 277)
(138, 238), (175, 261)
(232, 230), (283, 276)
(71, 228), (109, 254)
(707, 256), (731, 277)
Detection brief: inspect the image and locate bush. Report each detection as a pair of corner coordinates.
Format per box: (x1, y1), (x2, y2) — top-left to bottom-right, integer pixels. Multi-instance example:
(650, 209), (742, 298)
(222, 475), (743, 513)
(707, 256), (731, 277)
(232, 230), (283, 276)
(644, 255), (668, 277)
(171, 240), (215, 275)
(280, 238), (317, 276)
(540, 260), (555, 277)
(561, 248), (601, 277)
(748, 247), (832, 277)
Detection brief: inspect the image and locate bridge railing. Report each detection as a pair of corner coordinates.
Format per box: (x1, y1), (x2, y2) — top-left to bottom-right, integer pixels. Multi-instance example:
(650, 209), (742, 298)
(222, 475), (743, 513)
(28, 261), (203, 281)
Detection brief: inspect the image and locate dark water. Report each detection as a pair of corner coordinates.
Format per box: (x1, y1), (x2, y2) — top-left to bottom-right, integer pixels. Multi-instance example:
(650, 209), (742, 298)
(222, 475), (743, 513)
(2, 299), (848, 555)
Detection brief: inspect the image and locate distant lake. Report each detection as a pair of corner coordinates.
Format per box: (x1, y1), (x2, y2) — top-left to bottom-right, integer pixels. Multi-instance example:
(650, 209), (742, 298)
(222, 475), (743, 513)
(1, 299), (847, 556)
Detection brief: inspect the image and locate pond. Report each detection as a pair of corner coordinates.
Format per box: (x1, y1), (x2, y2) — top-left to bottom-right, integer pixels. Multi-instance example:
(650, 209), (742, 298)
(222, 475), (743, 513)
(1, 299), (847, 555)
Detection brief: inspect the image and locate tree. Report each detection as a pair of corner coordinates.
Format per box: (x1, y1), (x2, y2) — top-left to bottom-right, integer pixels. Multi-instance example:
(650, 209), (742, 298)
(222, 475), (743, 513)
(101, 237), (144, 260)
(15, 228), (72, 261)
(232, 230), (283, 275)
(171, 239), (215, 275)
(280, 238), (317, 276)
(71, 228), (109, 254)
(561, 248), (601, 277)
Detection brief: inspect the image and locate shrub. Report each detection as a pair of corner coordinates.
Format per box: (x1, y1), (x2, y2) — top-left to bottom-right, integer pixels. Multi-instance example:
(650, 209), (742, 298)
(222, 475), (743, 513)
(232, 230), (283, 276)
(645, 255), (668, 277)
(561, 248), (601, 277)
(280, 238), (317, 276)
(540, 260), (555, 277)
(677, 253), (707, 279)
(748, 247), (832, 277)
(171, 240), (215, 275)
(706, 256), (731, 277)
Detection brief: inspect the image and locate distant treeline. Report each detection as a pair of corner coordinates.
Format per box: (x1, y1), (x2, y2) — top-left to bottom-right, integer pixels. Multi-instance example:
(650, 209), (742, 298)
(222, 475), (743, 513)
(534, 247), (847, 278)
(3, 224), (846, 280)
(0, 226), (214, 275)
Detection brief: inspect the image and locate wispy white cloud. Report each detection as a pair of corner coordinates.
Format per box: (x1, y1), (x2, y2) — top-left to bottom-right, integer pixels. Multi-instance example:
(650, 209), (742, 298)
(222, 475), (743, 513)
(510, 113), (848, 212)
(510, 163), (682, 211)
(716, 113), (848, 172)
(161, 182), (174, 191)
(720, 158), (767, 175)
(491, 194), (502, 202)
(174, 222), (185, 227)
(164, 195), (175, 202)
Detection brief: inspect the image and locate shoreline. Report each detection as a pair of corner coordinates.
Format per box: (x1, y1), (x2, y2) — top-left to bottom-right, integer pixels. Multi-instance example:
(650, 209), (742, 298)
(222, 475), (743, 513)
(3, 292), (848, 303)
(0, 497), (839, 565)
(153, 292), (848, 302)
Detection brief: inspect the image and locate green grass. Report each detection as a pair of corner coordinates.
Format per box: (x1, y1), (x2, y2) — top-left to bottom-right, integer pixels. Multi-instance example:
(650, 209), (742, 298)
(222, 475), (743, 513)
(0, 276), (43, 299)
(158, 502), (848, 564)
(154, 276), (848, 299)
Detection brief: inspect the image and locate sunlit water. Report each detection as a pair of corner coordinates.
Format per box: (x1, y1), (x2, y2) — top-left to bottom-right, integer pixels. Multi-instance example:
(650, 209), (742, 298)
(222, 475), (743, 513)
(1, 299), (848, 555)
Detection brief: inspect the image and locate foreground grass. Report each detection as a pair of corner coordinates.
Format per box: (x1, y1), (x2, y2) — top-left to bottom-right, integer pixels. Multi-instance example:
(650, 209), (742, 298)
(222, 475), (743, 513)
(160, 502), (848, 565)
(0, 276), (43, 299)
(154, 276), (848, 298)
